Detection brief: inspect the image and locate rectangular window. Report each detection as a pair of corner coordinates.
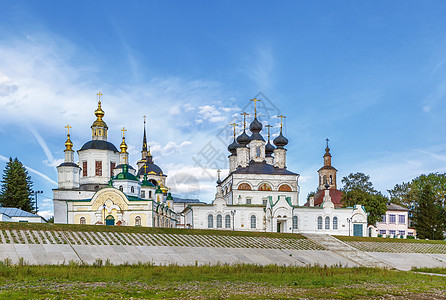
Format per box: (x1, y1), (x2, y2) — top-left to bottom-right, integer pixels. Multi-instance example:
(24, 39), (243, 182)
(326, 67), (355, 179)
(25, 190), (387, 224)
(398, 230), (405, 236)
(149, 191), (152, 198)
(381, 215), (386, 223)
(95, 161), (102, 176)
(246, 198), (251, 205)
(389, 230), (396, 236)
(256, 146), (260, 157)
(110, 162), (116, 177)
(82, 161), (87, 177)
(379, 230), (387, 235)
(262, 199), (267, 206)
(141, 190), (145, 198)
(408, 232), (414, 236)
(389, 214), (396, 224)
(398, 215), (405, 224)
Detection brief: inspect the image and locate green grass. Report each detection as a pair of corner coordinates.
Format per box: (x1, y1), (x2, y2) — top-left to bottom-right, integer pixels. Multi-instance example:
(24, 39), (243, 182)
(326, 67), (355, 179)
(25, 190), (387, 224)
(0, 221), (305, 239)
(413, 267), (446, 274)
(335, 235), (446, 244)
(0, 263), (445, 299)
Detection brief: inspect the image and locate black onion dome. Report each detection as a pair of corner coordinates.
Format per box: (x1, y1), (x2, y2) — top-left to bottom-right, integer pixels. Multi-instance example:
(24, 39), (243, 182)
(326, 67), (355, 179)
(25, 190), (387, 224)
(249, 117), (262, 133)
(265, 141), (275, 156)
(79, 140), (119, 152)
(236, 130), (251, 146)
(137, 163), (163, 176)
(227, 139), (240, 154)
(273, 132), (288, 148)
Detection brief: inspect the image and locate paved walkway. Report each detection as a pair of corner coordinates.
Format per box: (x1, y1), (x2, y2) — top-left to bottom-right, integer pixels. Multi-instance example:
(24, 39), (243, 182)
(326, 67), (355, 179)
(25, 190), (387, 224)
(302, 234), (391, 268)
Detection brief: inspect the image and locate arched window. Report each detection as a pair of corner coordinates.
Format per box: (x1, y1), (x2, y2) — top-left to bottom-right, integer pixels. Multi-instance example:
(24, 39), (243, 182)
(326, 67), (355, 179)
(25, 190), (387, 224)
(256, 146), (261, 157)
(119, 185), (123, 192)
(216, 214), (222, 228)
(238, 183), (252, 190)
(278, 184), (292, 192)
(258, 183), (272, 191)
(317, 216), (322, 229)
(330, 175), (333, 184)
(250, 215), (256, 229)
(135, 216), (141, 226)
(225, 215), (231, 228)
(149, 179), (157, 186)
(141, 190), (145, 198)
(131, 186), (135, 193)
(323, 175), (327, 185)
(292, 216), (298, 230)
(333, 216), (338, 230)
(208, 214), (213, 228)
(80, 217), (86, 225)
(325, 216), (330, 230)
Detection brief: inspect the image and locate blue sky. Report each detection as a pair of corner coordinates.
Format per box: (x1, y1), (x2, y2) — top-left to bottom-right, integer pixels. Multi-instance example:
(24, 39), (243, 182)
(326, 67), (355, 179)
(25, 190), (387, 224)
(1, 1), (446, 219)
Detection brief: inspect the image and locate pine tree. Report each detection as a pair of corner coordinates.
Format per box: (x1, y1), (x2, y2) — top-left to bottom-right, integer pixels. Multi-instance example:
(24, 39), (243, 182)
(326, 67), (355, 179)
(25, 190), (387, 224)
(412, 183), (446, 240)
(0, 157), (35, 212)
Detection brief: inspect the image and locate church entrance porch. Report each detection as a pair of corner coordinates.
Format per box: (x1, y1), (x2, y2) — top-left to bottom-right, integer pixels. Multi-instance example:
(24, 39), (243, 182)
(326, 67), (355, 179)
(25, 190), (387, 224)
(106, 215), (115, 226)
(276, 220), (287, 233)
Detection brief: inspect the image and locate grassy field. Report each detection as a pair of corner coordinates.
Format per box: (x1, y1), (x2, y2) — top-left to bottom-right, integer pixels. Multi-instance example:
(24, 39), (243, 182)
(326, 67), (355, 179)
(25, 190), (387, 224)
(0, 221), (305, 239)
(0, 263), (445, 299)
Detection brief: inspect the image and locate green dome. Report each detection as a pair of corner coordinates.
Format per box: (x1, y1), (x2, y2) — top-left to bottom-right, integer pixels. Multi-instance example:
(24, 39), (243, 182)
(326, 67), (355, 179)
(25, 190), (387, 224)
(141, 174), (155, 187)
(155, 186), (163, 194)
(114, 164), (139, 181)
(166, 192), (173, 200)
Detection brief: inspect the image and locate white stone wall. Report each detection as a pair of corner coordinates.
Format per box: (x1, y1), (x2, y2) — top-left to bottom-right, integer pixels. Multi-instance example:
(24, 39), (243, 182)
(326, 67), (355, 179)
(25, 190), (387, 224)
(78, 149), (120, 186)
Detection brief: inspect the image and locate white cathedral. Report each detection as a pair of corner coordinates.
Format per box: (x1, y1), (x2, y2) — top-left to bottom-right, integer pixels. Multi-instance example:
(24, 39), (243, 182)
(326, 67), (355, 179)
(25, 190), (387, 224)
(53, 94), (368, 236)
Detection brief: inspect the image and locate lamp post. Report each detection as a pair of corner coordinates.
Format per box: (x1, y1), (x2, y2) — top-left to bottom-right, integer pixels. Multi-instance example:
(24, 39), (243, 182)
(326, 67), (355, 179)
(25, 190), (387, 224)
(230, 210), (236, 231)
(347, 217), (352, 236)
(32, 191), (43, 214)
(103, 203), (106, 225)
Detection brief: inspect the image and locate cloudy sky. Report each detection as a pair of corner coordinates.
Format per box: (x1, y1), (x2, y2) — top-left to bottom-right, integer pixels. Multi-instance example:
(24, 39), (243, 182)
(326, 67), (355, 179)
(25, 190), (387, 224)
(1, 1), (446, 220)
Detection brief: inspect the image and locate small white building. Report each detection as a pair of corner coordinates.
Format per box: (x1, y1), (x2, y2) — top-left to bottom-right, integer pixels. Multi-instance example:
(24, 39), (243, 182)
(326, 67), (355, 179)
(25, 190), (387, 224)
(0, 207), (46, 223)
(374, 203), (416, 238)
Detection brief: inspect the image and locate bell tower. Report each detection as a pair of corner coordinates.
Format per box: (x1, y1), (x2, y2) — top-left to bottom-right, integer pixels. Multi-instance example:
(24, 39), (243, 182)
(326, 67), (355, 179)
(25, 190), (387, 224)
(91, 92), (108, 141)
(318, 138), (338, 190)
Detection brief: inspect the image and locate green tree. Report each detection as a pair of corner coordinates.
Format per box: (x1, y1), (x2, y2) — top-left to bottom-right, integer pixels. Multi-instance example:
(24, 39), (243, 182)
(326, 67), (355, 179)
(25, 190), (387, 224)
(0, 157), (34, 212)
(412, 183), (446, 240)
(341, 172), (387, 225)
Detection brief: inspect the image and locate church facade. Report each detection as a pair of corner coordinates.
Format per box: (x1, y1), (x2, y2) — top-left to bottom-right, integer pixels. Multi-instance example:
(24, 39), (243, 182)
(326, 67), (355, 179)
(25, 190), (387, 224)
(183, 104), (368, 236)
(53, 94), (193, 227)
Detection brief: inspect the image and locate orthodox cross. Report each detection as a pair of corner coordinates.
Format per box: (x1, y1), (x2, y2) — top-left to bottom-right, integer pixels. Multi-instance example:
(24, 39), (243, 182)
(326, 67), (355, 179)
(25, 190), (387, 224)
(230, 123), (238, 139)
(65, 124), (72, 135)
(96, 91), (103, 102)
(277, 115), (286, 131)
(326, 138), (330, 148)
(240, 112), (249, 130)
(265, 124), (273, 140)
(143, 165), (148, 173)
(121, 127), (127, 138)
(217, 169), (221, 181)
(250, 98), (260, 118)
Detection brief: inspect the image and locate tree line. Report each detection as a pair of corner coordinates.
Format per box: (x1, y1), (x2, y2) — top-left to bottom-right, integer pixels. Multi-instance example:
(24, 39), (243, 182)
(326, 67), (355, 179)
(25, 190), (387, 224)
(332, 172), (446, 240)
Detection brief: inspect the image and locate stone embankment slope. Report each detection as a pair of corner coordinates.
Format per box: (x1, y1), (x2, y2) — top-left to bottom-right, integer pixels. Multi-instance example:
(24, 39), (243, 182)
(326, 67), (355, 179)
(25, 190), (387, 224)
(1, 226), (446, 270)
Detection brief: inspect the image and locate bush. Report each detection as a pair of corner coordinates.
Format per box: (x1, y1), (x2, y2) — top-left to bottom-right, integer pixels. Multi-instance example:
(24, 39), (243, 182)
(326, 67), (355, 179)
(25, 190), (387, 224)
(407, 235), (415, 239)
(378, 234), (383, 238)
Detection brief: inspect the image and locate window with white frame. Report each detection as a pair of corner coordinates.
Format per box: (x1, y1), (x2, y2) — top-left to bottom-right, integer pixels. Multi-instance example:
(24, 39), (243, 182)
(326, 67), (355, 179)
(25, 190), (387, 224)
(135, 216), (141, 226)
(141, 190), (145, 198)
(208, 214), (213, 228)
(379, 230), (386, 235)
(333, 216), (338, 230)
(398, 230), (405, 236)
(398, 215), (405, 224)
(80, 217), (86, 225)
(389, 230), (396, 236)
(389, 214), (396, 223)
(246, 198), (251, 205)
(292, 216), (298, 230)
(381, 215), (386, 223)
(250, 215), (256, 229)
(317, 216), (322, 230)
(325, 216), (330, 230)
(225, 215), (231, 228)
(216, 214), (222, 228)
(408, 232), (414, 236)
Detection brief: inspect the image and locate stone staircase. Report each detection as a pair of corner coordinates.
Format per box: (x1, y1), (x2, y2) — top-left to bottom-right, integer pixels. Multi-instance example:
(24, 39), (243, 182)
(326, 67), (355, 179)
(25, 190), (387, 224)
(302, 234), (392, 268)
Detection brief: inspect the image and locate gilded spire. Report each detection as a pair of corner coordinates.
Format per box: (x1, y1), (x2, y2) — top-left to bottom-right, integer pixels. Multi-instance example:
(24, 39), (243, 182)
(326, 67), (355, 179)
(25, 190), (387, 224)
(142, 115), (148, 153)
(250, 98), (260, 118)
(91, 92), (108, 140)
(64, 124), (73, 151)
(120, 127), (128, 154)
(241, 112), (249, 130)
(230, 123), (238, 140)
(95, 92), (105, 121)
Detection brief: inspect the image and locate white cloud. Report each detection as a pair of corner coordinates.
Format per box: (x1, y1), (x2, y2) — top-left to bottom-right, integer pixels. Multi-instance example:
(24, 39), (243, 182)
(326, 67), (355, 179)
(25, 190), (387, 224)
(38, 210), (53, 220)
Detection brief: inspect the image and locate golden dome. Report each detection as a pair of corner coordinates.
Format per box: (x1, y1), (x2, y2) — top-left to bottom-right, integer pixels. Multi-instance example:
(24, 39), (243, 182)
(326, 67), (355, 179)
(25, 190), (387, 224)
(65, 134), (73, 151)
(120, 136), (128, 153)
(95, 101), (105, 120)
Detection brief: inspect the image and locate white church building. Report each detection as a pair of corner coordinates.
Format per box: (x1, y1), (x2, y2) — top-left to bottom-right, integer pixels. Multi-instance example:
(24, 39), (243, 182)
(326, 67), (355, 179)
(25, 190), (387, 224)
(183, 105), (368, 236)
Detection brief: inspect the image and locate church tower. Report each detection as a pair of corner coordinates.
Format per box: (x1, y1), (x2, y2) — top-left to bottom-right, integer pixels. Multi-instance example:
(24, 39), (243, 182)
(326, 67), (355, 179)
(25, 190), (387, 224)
(273, 115), (288, 169)
(57, 125), (81, 189)
(248, 98), (266, 163)
(91, 92), (108, 141)
(318, 139), (337, 190)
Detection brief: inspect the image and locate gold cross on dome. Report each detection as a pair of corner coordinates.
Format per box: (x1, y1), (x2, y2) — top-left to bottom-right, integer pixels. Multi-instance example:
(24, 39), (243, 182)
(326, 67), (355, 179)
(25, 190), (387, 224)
(143, 165), (148, 173)
(121, 127), (127, 137)
(265, 124), (273, 139)
(277, 115), (286, 130)
(230, 123), (238, 139)
(250, 98), (260, 118)
(96, 91), (103, 102)
(65, 124), (72, 134)
(240, 112), (249, 129)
